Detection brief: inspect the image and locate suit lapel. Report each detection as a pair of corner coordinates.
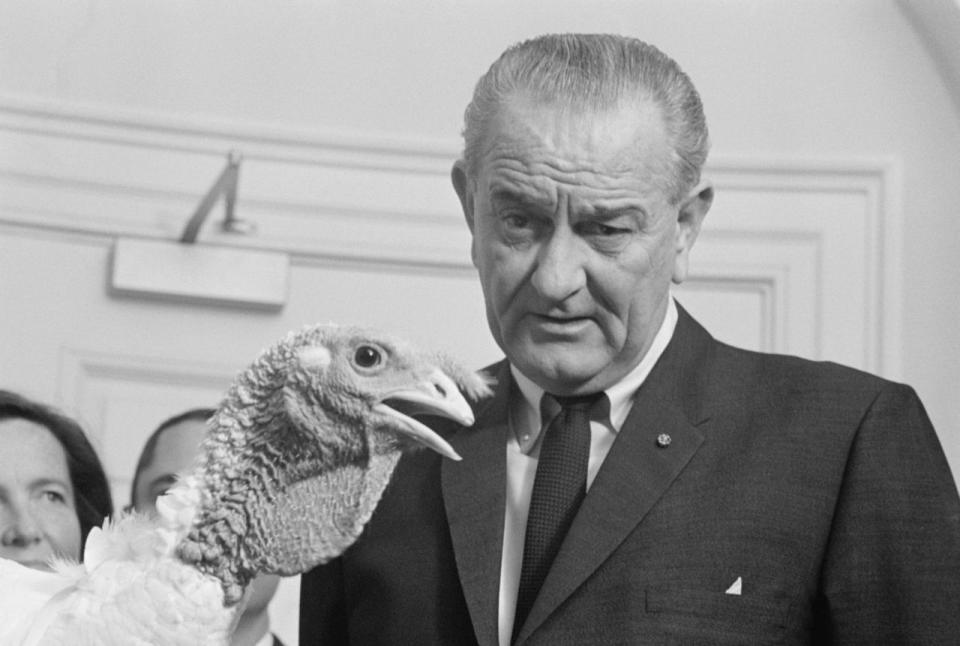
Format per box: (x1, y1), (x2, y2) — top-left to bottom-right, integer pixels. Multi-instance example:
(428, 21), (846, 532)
(442, 361), (512, 646)
(514, 306), (715, 644)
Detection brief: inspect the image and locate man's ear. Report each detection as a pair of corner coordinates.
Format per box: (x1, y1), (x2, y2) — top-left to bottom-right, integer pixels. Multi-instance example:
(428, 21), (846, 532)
(451, 160), (481, 267)
(451, 160), (475, 233)
(672, 179), (714, 284)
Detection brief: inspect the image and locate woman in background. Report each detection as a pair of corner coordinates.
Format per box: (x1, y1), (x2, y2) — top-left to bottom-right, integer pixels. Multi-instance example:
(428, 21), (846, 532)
(0, 390), (113, 568)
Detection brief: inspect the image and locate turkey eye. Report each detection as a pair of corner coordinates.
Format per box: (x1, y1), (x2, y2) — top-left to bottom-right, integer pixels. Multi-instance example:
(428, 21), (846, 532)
(354, 345), (382, 368)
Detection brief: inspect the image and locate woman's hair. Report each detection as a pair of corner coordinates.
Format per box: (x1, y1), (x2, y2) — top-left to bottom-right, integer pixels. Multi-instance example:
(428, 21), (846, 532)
(129, 407), (216, 509)
(0, 390), (114, 549)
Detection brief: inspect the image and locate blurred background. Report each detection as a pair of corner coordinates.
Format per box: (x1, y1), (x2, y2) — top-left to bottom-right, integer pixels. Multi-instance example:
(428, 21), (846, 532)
(2, 1), (959, 642)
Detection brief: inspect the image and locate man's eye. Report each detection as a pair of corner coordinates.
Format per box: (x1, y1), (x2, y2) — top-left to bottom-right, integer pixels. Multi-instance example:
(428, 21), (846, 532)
(579, 222), (630, 236)
(498, 212), (544, 244)
(503, 214), (532, 229)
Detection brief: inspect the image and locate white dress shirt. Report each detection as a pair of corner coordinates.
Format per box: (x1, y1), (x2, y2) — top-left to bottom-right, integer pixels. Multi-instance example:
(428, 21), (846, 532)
(497, 299), (679, 646)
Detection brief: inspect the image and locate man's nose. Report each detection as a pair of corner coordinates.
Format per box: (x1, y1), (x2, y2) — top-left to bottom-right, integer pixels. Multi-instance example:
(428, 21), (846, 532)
(529, 226), (586, 300)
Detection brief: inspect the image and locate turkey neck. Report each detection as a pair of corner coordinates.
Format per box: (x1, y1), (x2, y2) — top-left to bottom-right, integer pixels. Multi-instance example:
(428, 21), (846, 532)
(175, 402), (291, 606)
(176, 412), (404, 606)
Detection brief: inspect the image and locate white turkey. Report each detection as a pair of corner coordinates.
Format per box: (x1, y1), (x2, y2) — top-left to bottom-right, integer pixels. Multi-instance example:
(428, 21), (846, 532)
(0, 324), (491, 645)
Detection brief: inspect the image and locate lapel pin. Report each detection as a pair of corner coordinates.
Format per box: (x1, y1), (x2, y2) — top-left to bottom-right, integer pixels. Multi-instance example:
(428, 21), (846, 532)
(656, 433), (672, 448)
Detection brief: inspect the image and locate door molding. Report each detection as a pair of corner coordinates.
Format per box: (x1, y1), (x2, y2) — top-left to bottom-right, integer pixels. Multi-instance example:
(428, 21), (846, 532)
(3, 95), (901, 376)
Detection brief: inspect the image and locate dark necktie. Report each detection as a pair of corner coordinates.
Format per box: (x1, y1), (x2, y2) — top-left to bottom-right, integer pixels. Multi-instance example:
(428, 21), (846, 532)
(513, 392), (603, 641)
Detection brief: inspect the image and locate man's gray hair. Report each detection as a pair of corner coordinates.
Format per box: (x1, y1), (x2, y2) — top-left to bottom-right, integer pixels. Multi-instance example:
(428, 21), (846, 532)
(460, 33), (710, 204)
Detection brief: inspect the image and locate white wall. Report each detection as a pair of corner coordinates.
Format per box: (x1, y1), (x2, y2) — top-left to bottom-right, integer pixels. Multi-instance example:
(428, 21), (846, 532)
(2, 0), (957, 465)
(2, 1), (959, 640)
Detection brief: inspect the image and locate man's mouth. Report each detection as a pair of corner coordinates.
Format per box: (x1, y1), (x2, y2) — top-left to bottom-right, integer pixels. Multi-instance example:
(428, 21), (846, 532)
(530, 314), (592, 333)
(533, 313), (590, 323)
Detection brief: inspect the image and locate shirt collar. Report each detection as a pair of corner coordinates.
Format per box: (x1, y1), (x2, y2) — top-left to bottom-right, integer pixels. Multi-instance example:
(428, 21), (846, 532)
(509, 298), (678, 454)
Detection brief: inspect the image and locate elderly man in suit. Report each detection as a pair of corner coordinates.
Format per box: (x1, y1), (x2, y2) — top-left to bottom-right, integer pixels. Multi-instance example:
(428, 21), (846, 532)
(300, 33), (960, 645)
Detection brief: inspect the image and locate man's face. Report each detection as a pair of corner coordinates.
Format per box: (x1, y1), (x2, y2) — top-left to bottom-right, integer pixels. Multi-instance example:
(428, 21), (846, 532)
(455, 96), (709, 395)
(132, 419), (205, 515)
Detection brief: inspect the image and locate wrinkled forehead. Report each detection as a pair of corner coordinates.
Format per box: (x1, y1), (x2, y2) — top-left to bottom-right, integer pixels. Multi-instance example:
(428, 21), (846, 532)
(475, 94), (677, 196)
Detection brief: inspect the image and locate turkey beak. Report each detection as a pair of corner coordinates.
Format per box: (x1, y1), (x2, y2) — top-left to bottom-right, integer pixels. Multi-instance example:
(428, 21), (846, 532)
(376, 368), (475, 461)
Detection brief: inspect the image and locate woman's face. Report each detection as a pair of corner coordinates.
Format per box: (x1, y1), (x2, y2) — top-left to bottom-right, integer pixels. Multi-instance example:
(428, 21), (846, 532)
(0, 418), (82, 568)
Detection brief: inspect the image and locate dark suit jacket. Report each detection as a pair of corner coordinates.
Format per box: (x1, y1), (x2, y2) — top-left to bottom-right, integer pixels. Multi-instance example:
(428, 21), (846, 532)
(300, 306), (960, 645)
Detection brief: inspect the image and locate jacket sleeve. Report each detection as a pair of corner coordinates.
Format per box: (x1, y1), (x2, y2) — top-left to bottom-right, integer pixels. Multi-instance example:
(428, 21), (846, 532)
(816, 383), (960, 644)
(299, 558), (349, 645)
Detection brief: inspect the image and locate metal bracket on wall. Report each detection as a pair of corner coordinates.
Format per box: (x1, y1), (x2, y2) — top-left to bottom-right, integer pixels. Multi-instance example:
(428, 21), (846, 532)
(110, 149), (289, 310)
(179, 150), (254, 243)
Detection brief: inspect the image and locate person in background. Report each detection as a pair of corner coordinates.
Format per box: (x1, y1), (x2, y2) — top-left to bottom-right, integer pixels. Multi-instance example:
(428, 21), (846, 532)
(299, 33), (960, 644)
(130, 407), (286, 646)
(0, 389), (113, 568)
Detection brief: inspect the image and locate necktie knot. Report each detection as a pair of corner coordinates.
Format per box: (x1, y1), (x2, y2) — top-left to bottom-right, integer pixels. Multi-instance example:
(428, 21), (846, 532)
(551, 392), (604, 412)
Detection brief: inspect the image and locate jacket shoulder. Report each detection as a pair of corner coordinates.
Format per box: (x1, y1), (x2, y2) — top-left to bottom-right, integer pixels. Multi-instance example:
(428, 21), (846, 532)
(712, 340), (899, 399)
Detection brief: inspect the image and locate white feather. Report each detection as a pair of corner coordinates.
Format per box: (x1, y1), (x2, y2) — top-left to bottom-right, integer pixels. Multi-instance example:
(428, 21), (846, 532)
(0, 558), (76, 645)
(0, 480), (236, 645)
